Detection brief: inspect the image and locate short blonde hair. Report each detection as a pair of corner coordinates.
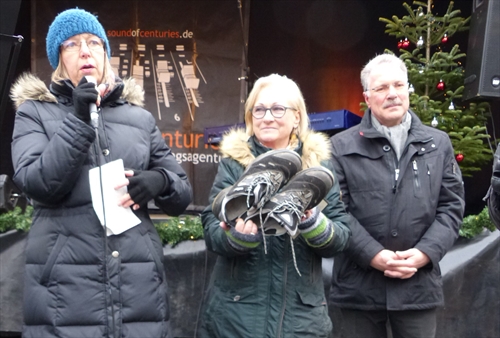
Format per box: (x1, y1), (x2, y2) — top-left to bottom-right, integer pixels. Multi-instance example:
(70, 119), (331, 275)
(244, 74), (311, 139)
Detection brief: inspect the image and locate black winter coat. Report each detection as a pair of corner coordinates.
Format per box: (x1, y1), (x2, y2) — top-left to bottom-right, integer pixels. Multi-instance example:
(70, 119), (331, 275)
(329, 110), (464, 311)
(486, 145), (500, 229)
(10, 74), (192, 338)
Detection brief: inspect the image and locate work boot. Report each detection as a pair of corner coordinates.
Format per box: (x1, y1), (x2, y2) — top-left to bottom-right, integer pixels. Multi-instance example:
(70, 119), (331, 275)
(247, 166), (334, 237)
(212, 149), (302, 225)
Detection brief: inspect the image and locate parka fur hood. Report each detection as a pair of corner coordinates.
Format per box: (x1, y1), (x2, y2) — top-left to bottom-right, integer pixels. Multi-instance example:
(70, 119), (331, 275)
(219, 128), (332, 170)
(10, 73), (144, 110)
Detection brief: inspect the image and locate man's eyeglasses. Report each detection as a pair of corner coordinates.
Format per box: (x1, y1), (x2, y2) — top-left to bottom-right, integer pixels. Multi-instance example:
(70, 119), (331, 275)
(368, 82), (408, 95)
(252, 105), (296, 119)
(61, 37), (104, 53)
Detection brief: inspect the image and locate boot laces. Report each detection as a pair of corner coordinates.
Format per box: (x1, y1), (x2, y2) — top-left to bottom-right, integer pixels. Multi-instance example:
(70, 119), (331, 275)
(257, 191), (312, 276)
(244, 171), (283, 209)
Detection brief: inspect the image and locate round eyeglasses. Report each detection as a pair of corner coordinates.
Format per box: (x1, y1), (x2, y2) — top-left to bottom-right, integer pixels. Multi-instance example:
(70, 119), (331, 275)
(61, 37), (104, 53)
(252, 105), (296, 119)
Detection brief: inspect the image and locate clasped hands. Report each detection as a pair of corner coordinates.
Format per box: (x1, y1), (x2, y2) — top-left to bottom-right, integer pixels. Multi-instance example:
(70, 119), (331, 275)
(370, 248), (430, 279)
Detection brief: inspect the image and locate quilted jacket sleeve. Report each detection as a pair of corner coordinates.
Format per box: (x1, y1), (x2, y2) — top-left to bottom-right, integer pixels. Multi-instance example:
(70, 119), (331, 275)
(12, 101), (96, 205)
(147, 115), (192, 216)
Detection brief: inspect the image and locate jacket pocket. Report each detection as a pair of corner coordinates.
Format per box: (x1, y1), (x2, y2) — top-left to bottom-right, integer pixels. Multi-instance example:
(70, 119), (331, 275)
(204, 285), (259, 336)
(143, 232), (166, 279)
(412, 160), (422, 197)
(40, 234), (68, 286)
(297, 290), (326, 307)
(295, 289), (332, 336)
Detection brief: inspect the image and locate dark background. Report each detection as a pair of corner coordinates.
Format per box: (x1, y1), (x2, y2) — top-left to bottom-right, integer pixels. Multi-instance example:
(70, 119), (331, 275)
(1, 0), (499, 214)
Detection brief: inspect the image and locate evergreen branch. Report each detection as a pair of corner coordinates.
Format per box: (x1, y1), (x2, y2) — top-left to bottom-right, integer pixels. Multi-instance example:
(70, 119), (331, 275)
(153, 216), (204, 247)
(412, 1), (429, 8)
(375, 0), (492, 175)
(459, 207), (496, 239)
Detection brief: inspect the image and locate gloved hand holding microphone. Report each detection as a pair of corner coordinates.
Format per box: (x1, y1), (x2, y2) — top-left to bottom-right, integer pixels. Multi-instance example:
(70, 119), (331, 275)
(71, 76), (107, 125)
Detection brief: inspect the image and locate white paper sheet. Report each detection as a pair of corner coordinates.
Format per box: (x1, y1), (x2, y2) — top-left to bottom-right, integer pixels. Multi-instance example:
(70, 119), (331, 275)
(89, 159), (141, 236)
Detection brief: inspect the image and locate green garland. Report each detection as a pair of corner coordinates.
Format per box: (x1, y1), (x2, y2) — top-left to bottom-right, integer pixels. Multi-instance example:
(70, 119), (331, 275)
(1, 205), (496, 243)
(153, 216), (204, 247)
(0, 206), (203, 247)
(0, 206), (33, 232)
(459, 206), (496, 239)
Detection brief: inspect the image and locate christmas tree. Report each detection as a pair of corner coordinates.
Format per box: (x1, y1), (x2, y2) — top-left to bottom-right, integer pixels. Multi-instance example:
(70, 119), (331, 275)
(379, 0), (492, 176)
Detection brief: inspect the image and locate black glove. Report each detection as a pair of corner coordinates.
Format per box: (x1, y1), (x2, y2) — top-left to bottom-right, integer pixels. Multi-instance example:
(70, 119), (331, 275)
(72, 77), (98, 122)
(128, 169), (169, 206)
(492, 147), (500, 194)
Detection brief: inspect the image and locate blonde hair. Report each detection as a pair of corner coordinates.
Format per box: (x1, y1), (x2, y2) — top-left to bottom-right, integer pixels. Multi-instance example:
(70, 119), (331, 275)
(51, 50), (116, 88)
(244, 74), (311, 140)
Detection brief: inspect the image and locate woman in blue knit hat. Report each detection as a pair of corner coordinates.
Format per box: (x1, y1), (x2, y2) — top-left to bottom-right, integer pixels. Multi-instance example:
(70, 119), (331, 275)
(10, 8), (192, 338)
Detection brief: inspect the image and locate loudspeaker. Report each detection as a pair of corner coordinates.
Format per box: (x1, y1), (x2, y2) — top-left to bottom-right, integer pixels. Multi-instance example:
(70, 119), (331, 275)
(0, 174), (26, 213)
(463, 0), (500, 101)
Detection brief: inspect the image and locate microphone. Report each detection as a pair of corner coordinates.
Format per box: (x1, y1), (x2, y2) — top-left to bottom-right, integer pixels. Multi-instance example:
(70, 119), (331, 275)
(90, 103), (98, 128)
(85, 76), (99, 128)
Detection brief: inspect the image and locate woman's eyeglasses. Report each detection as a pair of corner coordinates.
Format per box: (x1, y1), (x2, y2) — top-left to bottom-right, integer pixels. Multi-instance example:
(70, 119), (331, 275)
(252, 105), (296, 119)
(60, 38), (104, 52)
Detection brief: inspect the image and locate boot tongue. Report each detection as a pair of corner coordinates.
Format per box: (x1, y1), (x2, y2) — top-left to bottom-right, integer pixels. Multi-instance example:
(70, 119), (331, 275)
(250, 184), (262, 208)
(269, 212), (299, 237)
(252, 183), (272, 209)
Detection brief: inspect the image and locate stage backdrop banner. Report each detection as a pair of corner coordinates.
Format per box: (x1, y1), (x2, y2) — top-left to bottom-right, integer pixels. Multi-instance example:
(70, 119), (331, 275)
(33, 0), (246, 208)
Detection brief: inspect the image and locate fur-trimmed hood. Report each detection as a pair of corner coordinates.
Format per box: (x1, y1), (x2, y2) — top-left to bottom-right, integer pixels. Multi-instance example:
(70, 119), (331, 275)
(219, 128), (332, 170)
(10, 73), (145, 110)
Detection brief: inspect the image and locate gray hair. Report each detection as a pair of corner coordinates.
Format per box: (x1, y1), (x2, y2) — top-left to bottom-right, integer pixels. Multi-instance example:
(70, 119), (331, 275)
(360, 54), (407, 92)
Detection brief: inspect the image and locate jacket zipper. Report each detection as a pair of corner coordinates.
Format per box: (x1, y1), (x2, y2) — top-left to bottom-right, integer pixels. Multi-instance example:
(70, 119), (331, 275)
(393, 168), (400, 193)
(392, 145), (400, 193)
(413, 160), (420, 190)
(277, 237), (289, 337)
(93, 109), (116, 336)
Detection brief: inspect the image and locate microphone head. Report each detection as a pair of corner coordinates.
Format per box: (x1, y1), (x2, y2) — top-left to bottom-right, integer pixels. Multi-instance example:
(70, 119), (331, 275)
(85, 76), (97, 85)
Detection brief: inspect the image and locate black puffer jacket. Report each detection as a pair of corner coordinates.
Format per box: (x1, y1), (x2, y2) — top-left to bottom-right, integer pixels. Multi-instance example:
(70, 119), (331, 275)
(10, 74), (192, 338)
(329, 109), (464, 311)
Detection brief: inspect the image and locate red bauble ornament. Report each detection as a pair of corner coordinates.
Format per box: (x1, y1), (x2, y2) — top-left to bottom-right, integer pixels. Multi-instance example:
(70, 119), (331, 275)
(398, 39), (403, 48)
(436, 80), (445, 91)
(441, 33), (448, 43)
(402, 37), (410, 49)
(456, 153), (464, 162)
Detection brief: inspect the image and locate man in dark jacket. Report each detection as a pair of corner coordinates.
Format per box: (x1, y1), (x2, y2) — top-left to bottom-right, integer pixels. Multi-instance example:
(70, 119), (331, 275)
(328, 53), (465, 338)
(486, 146), (500, 229)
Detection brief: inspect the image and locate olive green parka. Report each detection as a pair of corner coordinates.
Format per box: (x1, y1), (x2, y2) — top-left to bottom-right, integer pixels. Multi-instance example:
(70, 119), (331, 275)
(199, 129), (351, 338)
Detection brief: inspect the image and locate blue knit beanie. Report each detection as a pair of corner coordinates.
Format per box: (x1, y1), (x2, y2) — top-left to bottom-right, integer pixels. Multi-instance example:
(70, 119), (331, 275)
(46, 8), (111, 69)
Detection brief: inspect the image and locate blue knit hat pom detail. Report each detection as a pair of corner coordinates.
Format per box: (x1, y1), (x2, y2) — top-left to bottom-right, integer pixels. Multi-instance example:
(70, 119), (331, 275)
(46, 8), (111, 69)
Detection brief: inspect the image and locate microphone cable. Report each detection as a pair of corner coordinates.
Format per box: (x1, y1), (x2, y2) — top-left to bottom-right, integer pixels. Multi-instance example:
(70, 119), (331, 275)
(92, 114), (117, 336)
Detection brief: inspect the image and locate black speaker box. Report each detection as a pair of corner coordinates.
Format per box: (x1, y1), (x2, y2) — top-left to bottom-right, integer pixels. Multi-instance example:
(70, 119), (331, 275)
(463, 0), (500, 101)
(0, 174), (26, 213)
